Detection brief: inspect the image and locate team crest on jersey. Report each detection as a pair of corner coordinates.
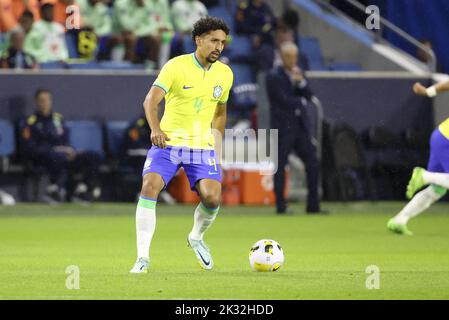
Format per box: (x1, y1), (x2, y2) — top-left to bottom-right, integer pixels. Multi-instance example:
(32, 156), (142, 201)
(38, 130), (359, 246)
(213, 85), (223, 99)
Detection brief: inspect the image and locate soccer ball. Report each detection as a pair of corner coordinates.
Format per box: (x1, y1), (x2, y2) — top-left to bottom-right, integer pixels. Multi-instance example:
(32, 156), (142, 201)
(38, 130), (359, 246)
(249, 239), (284, 272)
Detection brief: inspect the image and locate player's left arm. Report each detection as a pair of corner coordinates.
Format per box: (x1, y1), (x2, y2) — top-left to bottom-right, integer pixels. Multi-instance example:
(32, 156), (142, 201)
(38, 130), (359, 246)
(212, 102), (227, 160)
(212, 102), (226, 139)
(414, 79), (449, 97)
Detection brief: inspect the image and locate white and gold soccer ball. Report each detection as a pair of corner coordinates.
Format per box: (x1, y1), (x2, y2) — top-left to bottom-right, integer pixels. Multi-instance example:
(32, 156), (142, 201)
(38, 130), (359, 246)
(249, 239), (284, 272)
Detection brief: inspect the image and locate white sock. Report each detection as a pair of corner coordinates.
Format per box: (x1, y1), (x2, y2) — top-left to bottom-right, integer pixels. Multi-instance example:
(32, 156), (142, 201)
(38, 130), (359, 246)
(423, 170), (449, 189)
(189, 203), (219, 241)
(136, 196), (157, 259)
(393, 186), (444, 225)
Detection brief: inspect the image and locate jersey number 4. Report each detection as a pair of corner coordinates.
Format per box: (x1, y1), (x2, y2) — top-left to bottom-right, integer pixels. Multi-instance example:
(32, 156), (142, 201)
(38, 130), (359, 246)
(194, 97), (204, 113)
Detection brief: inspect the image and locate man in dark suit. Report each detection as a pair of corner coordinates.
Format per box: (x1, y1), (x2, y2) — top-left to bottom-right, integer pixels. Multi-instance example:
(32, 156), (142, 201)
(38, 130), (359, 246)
(266, 41), (322, 214)
(20, 89), (102, 203)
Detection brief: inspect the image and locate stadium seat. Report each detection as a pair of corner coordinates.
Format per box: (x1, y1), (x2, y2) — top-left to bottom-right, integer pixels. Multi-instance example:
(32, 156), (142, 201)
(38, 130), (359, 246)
(298, 36), (327, 71)
(226, 34), (252, 59)
(207, 6), (235, 31)
(229, 62), (255, 86)
(229, 62), (257, 108)
(39, 62), (67, 69)
(0, 120), (15, 157)
(67, 61), (100, 69)
(64, 61), (147, 71)
(105, 121), (129, 157)
(98, 61), (146, 70)
(183, 34), (196, 54)
(66, 121), (103, 153)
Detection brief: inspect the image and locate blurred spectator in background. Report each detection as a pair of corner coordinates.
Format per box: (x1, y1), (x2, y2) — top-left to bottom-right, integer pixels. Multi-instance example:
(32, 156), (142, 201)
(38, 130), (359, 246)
(11, 0), (40, 21)
(0, 0), (19, 32)
(170, 0), (207, 57)
(21, 89), (102, 203)
(0, 7), (34, 55)
(146, 0), (174, 67)
(280, 8), (300, 43)
(266, 42), (322, 214)
(24, 3), (68, 63)
(76, 0), (116, 60)
(235, 0), (276, 49)
(0, 27), (37, 68)
(416, 39), (443, 73)
(19, 9), (34, 34)
(113, 0), (167, 67)
(43, 0), (79, 27)
(272, 26), (309, 71)
(253, 25), (309, 72)
(171, 0), (207, 33)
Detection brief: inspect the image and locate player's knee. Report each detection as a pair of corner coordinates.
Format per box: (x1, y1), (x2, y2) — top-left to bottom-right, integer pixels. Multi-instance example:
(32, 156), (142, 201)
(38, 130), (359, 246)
(141, 175), (164, 198)
(201, 192), (221, 209)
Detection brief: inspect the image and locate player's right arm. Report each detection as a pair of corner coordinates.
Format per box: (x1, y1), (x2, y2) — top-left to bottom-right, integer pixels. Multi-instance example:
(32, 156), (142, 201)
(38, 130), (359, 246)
(413, 80), (449, 97)
(143, 86), (170, 148)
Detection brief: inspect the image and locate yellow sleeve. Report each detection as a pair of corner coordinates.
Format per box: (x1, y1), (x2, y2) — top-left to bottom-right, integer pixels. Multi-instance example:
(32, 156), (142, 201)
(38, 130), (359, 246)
(152, 59), (176, 93)
(219, 68), (234, 104)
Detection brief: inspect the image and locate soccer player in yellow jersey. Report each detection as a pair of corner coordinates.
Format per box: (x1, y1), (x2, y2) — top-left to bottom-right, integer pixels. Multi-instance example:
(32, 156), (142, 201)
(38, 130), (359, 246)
(388, 79), (449, 235)
(130, 17), (233, 273)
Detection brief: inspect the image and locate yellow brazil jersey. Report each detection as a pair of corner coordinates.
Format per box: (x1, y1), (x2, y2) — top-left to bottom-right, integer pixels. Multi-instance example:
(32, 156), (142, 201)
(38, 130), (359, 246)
(152, 53), (234, 149)
(439, 118), (449, 139)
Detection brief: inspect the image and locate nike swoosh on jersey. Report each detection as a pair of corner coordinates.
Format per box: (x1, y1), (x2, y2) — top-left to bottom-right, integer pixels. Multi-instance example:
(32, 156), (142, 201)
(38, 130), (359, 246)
(183, 85), (194, 89)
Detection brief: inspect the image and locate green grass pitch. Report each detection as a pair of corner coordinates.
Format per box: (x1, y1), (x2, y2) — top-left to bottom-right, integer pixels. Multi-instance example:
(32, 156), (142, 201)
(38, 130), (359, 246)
(1, 202), (449, 300)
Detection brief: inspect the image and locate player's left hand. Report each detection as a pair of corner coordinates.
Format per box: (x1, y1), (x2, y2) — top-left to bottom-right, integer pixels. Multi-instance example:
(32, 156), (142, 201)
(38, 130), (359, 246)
(151, 129), (170, 149)
(413, 82), (428, 96)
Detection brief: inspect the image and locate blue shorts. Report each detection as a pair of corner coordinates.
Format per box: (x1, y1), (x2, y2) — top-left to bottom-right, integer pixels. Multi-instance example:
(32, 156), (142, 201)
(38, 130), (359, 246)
(142, 146), (222, 192)
(427, 128), (449, 173)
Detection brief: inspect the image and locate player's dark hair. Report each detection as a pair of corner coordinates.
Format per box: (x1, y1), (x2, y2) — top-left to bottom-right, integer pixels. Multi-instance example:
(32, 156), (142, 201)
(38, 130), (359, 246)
(34, 88), (50, 99)
(191, 17), (230, 42)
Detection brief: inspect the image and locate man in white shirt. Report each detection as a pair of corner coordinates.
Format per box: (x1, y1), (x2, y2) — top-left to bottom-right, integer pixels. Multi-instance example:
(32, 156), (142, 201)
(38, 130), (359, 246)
(24, 3), (68, 63)
(170, 0), (207, 56)
(171, 0), (208, 34)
